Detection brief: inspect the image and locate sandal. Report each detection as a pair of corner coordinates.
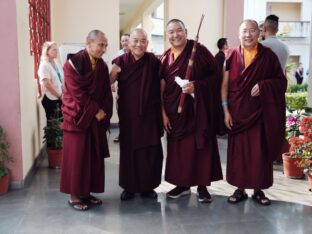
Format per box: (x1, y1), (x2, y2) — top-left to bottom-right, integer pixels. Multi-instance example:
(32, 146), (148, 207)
(252, 190), (271, 206)
(68, 200), (89, 211)
(228, 189), (248, 204)
(81, 195), (103, 205)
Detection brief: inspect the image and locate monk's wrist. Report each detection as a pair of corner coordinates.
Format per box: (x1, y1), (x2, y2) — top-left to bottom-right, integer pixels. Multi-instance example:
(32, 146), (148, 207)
(221, 101), (228, 106)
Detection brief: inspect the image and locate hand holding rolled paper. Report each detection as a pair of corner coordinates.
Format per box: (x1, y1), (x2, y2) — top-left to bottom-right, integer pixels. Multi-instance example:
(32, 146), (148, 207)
(175, 76), (194, 98)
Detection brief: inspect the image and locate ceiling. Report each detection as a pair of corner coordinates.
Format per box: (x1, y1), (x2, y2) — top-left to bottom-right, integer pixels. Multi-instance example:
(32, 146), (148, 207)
(119, 0), (146, 31)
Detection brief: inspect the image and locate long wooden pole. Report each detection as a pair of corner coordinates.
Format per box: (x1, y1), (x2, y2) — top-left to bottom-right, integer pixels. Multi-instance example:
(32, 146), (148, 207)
(177, 14), (205, 113)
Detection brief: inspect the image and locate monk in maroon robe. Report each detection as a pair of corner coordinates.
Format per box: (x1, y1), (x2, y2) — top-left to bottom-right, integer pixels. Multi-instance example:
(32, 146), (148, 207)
(60, 30), (113, 211)
(221, 20), (286, 205)
(160, 19), (223, 203)
(110, 29), (163, 201)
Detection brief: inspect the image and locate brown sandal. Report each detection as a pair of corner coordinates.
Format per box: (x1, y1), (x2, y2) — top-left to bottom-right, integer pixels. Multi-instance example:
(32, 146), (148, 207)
(252, 190), (271, 206)
(228, 189), (248, 204)
(68, 200), (89, 211)
(81, 195), (102, 205)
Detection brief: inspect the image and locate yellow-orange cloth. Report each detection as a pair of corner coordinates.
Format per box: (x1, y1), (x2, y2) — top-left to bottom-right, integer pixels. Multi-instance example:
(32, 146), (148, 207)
(170, 47), (182, 61)
(89, 55), (97, 71)
(243, 43), (258, 68)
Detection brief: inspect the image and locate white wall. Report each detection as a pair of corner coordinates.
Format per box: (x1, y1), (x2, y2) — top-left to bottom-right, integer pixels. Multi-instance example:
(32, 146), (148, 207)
(16, 0), (44, 179)
(51, 0), (119, 70)
(51, 0), (120, 123)
(164, 0), (224, 54)
(244, 0), (312, 22)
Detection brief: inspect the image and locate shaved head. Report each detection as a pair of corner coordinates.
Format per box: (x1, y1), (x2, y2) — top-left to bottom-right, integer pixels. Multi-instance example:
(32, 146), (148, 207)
(239, 19), (258, 30)
(129, 28), (148, 60)
(86, 29), (105, 41)
(130, 28), (148, 39)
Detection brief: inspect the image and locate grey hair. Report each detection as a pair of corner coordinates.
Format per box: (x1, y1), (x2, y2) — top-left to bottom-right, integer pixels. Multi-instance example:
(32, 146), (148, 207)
(130, 28), (148, 39)
(86, 30), (104, 41)
(240, 19), (259, 28)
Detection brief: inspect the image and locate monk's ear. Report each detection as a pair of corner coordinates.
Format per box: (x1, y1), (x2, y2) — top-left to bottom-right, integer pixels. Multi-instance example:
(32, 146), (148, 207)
(86, 38), (94, 48)
(185, 28), (188, 36)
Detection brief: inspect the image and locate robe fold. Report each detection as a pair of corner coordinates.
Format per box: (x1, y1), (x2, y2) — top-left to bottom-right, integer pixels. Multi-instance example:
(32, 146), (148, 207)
(160, 40), (223, 187)
(60, 49), (113, 196)
(113, 52), (163, 193)
(225, 44), (286, 189)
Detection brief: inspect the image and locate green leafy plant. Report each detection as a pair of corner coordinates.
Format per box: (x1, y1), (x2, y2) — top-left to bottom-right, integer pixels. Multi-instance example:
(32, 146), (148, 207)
(287, 84), (308, 93)
(0, 126), (13, 178)
(43, 106), (63, 150)
(285, 92), (307, 111)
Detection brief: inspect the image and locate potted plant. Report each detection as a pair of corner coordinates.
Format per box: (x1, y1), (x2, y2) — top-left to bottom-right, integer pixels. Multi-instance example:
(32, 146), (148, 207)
(0, 126), (13, 195)
(43, 105), (63, 169)
(292, 116), (312, 190)
(282, 86), (308, 178)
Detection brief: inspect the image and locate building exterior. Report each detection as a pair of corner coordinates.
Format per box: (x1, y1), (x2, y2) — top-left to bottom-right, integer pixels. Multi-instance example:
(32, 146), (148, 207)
(0, 0), (311, 189)
(245, 0), (311, 84)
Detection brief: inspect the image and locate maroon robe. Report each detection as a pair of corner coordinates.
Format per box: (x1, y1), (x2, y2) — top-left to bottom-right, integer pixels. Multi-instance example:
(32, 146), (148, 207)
(160, 40), (223, 187)
(60, 49), (113, 196)
(113, 52), (163, 193)
(225, 44), (286, 189)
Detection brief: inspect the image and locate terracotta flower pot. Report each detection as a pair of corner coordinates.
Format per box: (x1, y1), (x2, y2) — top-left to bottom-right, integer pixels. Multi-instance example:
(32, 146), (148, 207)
(0, 173), (9, 196)
(282, 153), (304, 178)
(47, 149), (63, 169)
(307, 173), (312, 191)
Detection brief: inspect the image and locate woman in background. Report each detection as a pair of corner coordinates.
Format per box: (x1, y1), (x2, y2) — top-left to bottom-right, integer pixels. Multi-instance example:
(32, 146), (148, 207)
(38, 41), (63, 122)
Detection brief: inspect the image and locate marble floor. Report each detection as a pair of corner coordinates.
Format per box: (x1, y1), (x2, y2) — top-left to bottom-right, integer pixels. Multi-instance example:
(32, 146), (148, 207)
(0, 128), (311, 234)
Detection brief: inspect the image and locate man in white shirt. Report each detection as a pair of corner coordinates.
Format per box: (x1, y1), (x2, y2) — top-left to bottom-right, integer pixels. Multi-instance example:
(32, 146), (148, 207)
(116, 33), (130, 57)
(262, 15), (289, 72)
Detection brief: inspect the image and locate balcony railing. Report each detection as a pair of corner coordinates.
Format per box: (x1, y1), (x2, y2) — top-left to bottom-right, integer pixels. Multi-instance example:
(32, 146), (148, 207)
(278, 21), (310, 38)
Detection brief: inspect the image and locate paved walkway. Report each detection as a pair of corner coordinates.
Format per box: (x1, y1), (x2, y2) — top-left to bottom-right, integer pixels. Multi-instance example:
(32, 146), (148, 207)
(0, 128), (311, 234)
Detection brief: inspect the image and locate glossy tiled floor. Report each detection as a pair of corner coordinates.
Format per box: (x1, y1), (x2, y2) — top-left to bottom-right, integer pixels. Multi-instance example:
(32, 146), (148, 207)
(0, 129), (311, 234)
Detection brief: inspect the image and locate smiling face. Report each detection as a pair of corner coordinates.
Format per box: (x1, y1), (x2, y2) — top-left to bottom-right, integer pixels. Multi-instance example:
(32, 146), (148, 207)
(87, 32), (108, 59)
(120, 34), (130, 51)
(239, 20), (260, 50)
(129, 29), (148, 60)
(166, 21), (188, 50)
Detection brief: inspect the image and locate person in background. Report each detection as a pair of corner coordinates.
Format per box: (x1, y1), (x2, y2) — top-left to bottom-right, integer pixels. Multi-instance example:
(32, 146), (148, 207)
(116, 33), (130, 57)
(262, 14), (289, 72)
(258, 21), (265, 42)
(215, 38), (229, 80)
(295, 63), (304, 84)
(38, 41), (63, 125)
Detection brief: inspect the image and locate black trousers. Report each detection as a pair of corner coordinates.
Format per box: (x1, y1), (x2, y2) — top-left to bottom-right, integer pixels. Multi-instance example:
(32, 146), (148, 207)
(41, 94), (62, 121)
(42, 95), (62, 148)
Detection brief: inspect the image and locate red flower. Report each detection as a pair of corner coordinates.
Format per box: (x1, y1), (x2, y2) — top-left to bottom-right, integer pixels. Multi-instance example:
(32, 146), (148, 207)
(299, 116), (312, 134)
